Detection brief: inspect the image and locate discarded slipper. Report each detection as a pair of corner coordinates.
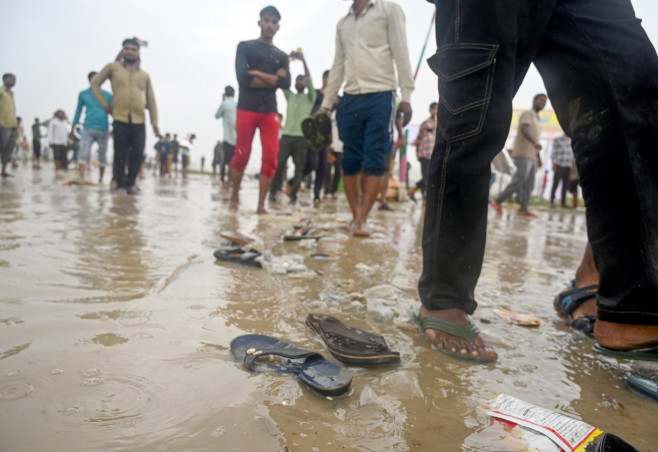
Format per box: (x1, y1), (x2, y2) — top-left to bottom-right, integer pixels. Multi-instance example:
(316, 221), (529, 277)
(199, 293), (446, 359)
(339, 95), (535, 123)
(314, 112), (332, 148)
(230, 334), (352, 397)
(284, 227), (326, 241)
(213, 247), (262, 268)
(414, 312), (496, 363)
(592, 343), (658, 362)
(626, 374), (658, 401)
(306, 314), (400, 365)
(220, 230), (255, 246)
(301, 117), (322, 151)
(554, 280), (598, 338)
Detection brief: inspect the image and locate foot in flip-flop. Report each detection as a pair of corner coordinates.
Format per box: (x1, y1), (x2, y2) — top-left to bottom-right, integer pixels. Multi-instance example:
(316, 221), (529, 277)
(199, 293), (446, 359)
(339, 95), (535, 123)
(306, 313), (400, 365)
(230, 334), (352, 397)
(554, 280), (598, 338)
(213, 247), (262, 268)
(415, 306), (497, 363)
(592, 320), (658, 362)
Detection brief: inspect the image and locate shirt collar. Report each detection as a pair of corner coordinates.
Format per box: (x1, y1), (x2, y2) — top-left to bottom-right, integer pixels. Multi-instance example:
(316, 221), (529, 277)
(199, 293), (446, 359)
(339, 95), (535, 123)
(347, 0), (376, 18)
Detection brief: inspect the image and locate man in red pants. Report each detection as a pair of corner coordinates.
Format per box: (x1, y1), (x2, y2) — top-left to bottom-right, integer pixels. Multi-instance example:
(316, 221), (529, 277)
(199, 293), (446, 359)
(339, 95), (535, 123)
(229, 5), (291, 214)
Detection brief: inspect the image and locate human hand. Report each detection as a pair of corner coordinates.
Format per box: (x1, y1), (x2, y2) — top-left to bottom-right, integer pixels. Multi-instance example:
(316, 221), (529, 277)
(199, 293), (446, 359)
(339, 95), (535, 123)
(534, 143), (542, 150)
(153, 125), (160, 137)
(104, 105), (113, 115)
(397, 102), (412, 126)
(276, 68), (287, 77)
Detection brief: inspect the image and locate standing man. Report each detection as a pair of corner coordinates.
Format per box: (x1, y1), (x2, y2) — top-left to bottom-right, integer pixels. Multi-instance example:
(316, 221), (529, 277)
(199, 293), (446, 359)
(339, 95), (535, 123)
(0, 73), (18, 178)
(270, 53), (316, 205)
(407, 102), (438, 203)
(549, 132), (574, 208)
(48, 110), (70, 171)
(91, 38), (159, 194)
(229, 6), (291, 213)
(320, 0), (414, 236)
(214, 85), (237, 188)
(417, 0), (658, 362)
(170, 134), (180, 177)
(72, 71), (113, 183)
(32, 118), (45, 169)
(489, 94), (546, 217)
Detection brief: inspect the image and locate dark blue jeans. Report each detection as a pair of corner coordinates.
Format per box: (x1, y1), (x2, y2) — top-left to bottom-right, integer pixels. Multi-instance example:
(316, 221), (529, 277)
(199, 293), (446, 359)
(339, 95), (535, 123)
(420, 0), (658, 325)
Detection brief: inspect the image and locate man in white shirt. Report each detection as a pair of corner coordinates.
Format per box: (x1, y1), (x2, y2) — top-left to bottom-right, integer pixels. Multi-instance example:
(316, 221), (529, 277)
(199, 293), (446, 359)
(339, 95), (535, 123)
(47, 110), (70, 171)
(320, 0), (414, 236)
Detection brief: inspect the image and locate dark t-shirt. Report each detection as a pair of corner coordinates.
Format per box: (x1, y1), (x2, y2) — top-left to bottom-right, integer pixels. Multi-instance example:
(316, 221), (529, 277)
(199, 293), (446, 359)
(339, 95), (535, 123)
(311, 89), (324, 115)
(235, 39), (290, 113)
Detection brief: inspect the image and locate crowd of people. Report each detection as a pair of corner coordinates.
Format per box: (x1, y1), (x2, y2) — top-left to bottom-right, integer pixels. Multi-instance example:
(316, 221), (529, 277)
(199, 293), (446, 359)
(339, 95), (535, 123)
(1, 0), (657, 372)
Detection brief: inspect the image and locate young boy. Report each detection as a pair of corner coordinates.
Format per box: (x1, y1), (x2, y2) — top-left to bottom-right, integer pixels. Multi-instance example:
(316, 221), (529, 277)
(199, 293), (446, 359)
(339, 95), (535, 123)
(228, 5), (290, 213)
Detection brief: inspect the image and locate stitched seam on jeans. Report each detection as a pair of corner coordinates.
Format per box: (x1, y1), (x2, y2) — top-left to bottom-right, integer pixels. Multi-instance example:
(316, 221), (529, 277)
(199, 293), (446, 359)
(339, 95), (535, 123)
(430, 142), (451, 296)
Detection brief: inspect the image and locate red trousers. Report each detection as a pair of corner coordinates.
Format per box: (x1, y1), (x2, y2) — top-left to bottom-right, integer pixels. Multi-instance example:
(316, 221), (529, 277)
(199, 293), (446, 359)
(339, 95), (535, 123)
(230, 109), (280, 178)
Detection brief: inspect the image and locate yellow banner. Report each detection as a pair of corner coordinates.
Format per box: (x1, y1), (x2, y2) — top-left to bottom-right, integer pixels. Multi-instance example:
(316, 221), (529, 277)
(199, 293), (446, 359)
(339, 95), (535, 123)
(510, 109), (563, 135)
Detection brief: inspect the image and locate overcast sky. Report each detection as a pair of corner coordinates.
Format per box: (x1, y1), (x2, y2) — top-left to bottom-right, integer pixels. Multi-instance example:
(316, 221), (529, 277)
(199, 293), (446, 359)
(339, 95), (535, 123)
(4, 0), (658, 169)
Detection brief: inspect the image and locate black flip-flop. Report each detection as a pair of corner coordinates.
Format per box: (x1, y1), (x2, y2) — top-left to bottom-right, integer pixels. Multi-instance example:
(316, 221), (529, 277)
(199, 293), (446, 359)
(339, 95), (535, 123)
(306, 314), (400, 365)
(230, 334), (352, 397)
(592, 343), (658, 362)
(213, 247), (262, 268)
(301, 117), (322, 151)
(314, 113), (332, 149)
(283, 227), (326, 241)
(593, 433), (640, 452)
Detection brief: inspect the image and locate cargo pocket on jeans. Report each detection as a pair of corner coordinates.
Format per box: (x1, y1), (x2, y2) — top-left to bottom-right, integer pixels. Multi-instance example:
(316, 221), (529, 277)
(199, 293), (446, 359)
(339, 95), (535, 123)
(427, 44), (498, 142)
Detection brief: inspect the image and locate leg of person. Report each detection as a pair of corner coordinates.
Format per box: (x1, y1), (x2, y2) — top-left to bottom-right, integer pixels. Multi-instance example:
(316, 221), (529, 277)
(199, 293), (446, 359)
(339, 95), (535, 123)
(419, 0), (558, 361)
(112, 122), (130, 188)
(32, 140), (41, 168)
(336, 94), (365, 230)
(78, 128), (94, 181)
(126, 123), (146, 190)
(314, 146), (328, 202)
(270, 135), (292, 201)
(557, 166), (570, 207)
(256, 112), (280, 214)
(549, 167), (560, 207)
(289, 137), (308, 203)
(494, 157), (534, 206)
(331, 152), (343, 195)
(222, 143), (234, 189)
(0, 127), (16, 175)
(534, 0), (658, 352)
(358, 92), (396, 230)
(517, 158), (536, 214)
(97, 129), (109, 183)
(229, 109), (258, 210)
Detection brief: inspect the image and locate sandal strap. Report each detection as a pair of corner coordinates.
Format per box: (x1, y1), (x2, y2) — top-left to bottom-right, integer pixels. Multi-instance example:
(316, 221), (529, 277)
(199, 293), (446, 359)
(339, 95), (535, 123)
(418, 316), (479, 342)
(242, 340), (319, 372)
(556, 283), (598, 316)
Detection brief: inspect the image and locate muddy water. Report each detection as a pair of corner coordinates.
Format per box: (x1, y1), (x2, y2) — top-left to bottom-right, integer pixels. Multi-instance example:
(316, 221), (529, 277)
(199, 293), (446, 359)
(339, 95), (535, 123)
(1, 164), (656, 452)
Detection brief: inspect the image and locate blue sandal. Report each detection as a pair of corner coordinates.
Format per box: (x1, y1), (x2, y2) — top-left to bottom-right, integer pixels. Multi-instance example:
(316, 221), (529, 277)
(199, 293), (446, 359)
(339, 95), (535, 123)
(553, 280), (598, 338)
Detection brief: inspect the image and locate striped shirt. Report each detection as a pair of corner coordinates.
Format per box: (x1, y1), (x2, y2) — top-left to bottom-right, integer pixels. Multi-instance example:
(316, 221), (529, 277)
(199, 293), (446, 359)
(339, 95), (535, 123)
(415, 116), (436, 159)
(551, 135), (574, 168)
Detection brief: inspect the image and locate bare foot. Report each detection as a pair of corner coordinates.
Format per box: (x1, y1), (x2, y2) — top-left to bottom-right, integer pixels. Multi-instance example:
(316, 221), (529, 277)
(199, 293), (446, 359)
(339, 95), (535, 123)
(595, 320), (658, 350)
(352, 220), (370, 237)
(256, 206), (268, 215)
(419, 306), (498, 361)
(229, 198), (239, 211)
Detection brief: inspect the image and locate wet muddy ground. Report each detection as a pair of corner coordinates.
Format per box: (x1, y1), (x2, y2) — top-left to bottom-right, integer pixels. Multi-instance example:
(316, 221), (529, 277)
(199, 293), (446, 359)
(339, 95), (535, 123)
(1, 164), (657, 451)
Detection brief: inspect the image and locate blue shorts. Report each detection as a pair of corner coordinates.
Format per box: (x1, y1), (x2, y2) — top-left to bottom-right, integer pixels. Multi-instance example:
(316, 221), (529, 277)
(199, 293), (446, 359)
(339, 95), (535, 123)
(336, 92), (395, 177)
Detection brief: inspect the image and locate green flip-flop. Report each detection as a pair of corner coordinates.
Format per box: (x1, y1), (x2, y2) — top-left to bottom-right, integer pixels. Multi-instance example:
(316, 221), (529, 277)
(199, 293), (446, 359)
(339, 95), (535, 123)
(414, 312), (496, 363)
(592, 343), (658, 362)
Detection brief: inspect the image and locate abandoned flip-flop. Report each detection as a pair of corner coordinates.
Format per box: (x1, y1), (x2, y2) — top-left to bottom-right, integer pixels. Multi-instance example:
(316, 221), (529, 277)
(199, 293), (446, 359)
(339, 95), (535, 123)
(306, 314), (400, 365)
(283, 227), (326, 241)
(230, 334), (352, 397)
(593, 433), (640, 452)
(554, 280), (598, 338)
(220, 230), (255, 246)
(592, 343), (658, 362)
(414, 311), (496, 363)
(314, 113), (332, 148)
(213, 247), (262, 268)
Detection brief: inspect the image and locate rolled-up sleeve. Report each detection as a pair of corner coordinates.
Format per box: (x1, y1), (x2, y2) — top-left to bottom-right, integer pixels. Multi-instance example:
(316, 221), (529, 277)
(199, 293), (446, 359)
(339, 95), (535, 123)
(388, 3), (414, 103)
(322, 25), (346, 111)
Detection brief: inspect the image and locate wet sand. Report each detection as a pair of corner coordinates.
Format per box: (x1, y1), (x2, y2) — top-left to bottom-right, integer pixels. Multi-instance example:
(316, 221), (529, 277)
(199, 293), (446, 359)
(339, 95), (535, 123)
(1, 163), (657, 451)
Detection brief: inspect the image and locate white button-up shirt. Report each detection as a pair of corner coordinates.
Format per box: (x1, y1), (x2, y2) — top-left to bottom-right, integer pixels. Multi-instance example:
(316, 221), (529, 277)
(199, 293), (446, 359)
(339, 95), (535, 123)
(47, 117), (70, 146)
(322, 0), (415, 110)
